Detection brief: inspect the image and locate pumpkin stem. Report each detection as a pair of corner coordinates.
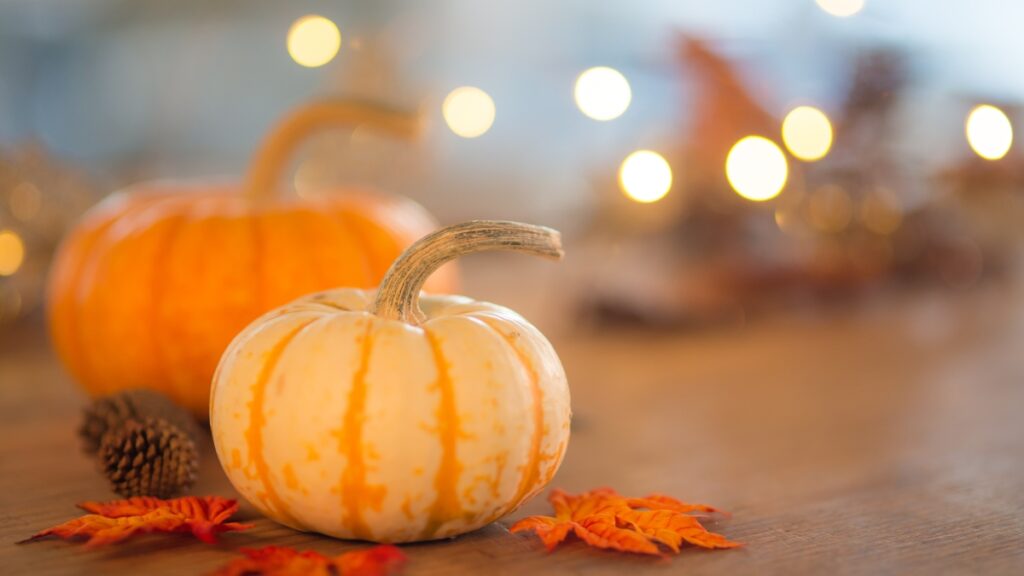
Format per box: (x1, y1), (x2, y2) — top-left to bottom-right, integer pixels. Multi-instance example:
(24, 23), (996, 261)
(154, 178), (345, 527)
(244, 100), (420, 201)
(372, 220), (564, 324)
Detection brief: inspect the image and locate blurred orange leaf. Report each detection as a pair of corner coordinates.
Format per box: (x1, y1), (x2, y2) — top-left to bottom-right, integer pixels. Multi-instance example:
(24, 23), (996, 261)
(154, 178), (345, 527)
(210, 545), (407, 576)
(19, 496), (251, 547)
(510, 488), (739, 556)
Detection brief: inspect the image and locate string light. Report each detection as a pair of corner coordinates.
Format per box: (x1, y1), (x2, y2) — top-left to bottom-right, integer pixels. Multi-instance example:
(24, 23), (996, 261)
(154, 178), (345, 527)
(618, 150), (673, 203)
(966, 105), (1013, 160)
(574, 67), (632, 121)
(287, 15), (342, 68)
(726, 136), (788, 202)
(816, 0), (865, 17)
(0, 229), (25, 276)
(442, 87), (496, 138)
(782, 106), (833, 162)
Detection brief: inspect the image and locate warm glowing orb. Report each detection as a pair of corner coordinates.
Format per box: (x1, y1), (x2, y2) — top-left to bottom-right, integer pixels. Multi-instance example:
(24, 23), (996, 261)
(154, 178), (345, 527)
(782, 106), (833, 162)
(442, 86), (496, 138)
(966, 104), (1013, 160)
(816, 0), (865, 17)
(287, 15), (342, 68)
(860, 190), (903, 235)
(808, 185), (853, 233)
(574, 67), (632, 121)
(726, 136), (788, 202)
(9, 182), (42, 222)
(0, 229), (25, 276)
(619, 150), (673, 203)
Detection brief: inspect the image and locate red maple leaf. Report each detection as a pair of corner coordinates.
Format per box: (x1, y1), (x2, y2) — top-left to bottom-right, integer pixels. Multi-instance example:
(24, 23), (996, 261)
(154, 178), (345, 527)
(209, 545), (407, 576)
(19, 496), (252, 547)
(510, 488), (740, 556)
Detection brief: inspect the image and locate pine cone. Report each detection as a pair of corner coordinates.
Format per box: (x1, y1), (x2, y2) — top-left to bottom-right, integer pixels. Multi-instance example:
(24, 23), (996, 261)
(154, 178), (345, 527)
(99, 417), (199, 498)
(79, 389), (199, 455)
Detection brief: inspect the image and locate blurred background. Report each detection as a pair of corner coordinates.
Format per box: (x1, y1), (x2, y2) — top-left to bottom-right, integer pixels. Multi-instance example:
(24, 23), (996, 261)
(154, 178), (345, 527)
(1, 0), (1023, 332)
(3, 4), (1024, 571)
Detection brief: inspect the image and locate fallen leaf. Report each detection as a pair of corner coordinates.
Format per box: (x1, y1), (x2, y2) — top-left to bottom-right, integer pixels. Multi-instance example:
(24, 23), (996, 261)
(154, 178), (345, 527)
(510, 488), (740, 556)
(209, 545), (407, 576)
(336, 545), (408, 576)
(19, 496), (252, 547)
(623, 494), (720, 516)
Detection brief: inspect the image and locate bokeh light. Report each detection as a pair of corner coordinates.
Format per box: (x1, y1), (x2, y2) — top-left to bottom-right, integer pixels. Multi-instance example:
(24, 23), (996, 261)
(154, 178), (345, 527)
(859, 190), (903, 235)
(8, 182), (42, 222)
(782, 106), (833, 162)
(293, 159), (325, 199)
(619, 150), (673, 203)
(807, 185), (853, 233)
(287, 15), (342, 68)
(774, 206), (799, 235)
(442, 86), (496, 138)
(726, 136), (788, 202)
(816, 0), (865, 17)
(0, 229), (25, 276)
(574, 67), (632, 121)
(965, 104), (1013, 160)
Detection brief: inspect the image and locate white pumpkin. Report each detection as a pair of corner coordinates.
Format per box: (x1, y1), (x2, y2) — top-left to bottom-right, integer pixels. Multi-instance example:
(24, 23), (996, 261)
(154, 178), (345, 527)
(210, 221), (571, 542)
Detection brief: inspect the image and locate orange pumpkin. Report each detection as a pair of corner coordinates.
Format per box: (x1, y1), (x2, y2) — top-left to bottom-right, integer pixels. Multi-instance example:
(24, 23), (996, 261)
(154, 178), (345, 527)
(47, 101), (455, 417)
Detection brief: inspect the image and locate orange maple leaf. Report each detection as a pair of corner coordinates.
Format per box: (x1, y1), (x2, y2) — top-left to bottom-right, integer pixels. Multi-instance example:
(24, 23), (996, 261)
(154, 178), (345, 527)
(510, 488), (740, 556)
(209, 545), (407, 576)
(19, 496), (252, 547)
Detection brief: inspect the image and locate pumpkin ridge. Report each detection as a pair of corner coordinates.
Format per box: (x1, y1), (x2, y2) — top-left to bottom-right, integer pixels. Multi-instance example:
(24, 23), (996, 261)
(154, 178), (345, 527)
(84, 199), (186, 396)
(335, 320), (379, 540)
(420, 328), (465, 539)
(297, 209), (342, 289)
(52, 215), (121, 394)
(243, 318), (316, 526)
(277, 208), (318, 296)
(152, 208), (199, 408)
(476, 316), (546, 513)
(250, 211), (266, 312)
(334, 209), (382, 288)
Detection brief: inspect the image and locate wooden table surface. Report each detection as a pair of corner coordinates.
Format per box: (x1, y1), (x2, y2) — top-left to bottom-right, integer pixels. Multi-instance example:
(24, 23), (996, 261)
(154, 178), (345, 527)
(3, 275), (1024, 575)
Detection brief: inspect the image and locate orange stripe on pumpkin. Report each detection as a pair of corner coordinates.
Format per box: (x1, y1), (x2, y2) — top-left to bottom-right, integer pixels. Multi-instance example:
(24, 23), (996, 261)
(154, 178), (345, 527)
(334, 320), (386, 540)
(244, 319), (315, 526)
(480, 318), (545, 507)
(400, 495), (415, 520)
(421, 329), (465, 539)
(282, 463), (302, 492)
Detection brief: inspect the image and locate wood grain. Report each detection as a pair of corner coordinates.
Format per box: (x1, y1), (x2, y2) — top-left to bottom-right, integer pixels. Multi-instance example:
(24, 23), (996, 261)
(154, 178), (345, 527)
(3, 273), (1024, 575)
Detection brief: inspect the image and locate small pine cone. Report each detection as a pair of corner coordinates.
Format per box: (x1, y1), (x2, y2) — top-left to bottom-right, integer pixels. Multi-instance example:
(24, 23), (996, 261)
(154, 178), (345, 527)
(99, 417), (199, 498)
(79, 389), (200, 455)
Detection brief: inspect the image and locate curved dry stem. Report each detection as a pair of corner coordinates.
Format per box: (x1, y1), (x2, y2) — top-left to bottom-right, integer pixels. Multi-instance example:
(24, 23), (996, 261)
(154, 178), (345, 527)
(372, 220), (564, 324)
(244, 100), (420, 201)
